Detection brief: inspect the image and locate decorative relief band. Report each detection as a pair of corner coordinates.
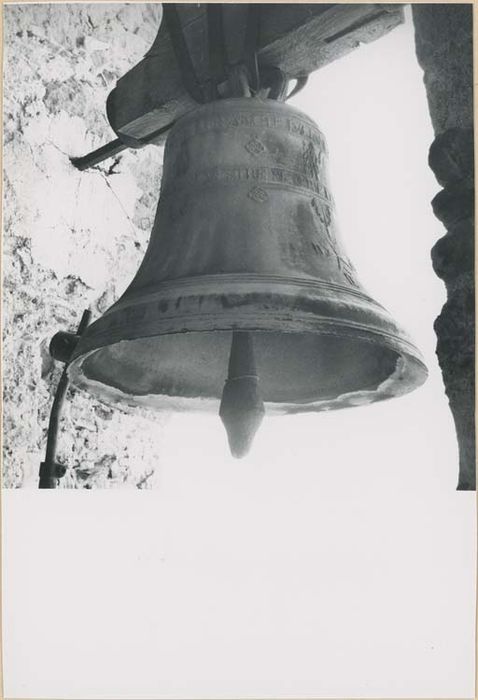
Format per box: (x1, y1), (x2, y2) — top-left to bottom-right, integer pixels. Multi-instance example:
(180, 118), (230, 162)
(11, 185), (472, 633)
(167, 112), (326, 151)
(248, 186), (269, 203)
(161, 165), (332, 201)
(107, 273), (378, 307)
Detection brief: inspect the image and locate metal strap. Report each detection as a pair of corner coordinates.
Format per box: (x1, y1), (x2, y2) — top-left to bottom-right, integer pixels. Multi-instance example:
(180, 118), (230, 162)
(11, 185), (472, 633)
(164, 4), (207, 104)
(71, 4), (312, 170)
(207, 4), (228, 99)
(243, 3), (260, 93)
(39, 309), (91, 489)
(286, 75), (309, 100)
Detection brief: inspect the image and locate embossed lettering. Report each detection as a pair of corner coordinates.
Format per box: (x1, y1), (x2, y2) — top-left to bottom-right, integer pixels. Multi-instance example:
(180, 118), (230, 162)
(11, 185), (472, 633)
(162, 166), (335, 200)
(336, 254), (359, 288)
(303, 142), (320, 180)
(168, 112), (325, 149)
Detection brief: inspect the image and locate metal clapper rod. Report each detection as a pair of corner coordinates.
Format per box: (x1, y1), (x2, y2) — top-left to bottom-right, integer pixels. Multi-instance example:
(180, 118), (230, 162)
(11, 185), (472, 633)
(219, 331), (265, 458)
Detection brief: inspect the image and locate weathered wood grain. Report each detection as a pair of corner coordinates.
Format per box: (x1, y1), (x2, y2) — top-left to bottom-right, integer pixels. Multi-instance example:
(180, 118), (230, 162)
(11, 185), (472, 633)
(107, 4), (404, 146)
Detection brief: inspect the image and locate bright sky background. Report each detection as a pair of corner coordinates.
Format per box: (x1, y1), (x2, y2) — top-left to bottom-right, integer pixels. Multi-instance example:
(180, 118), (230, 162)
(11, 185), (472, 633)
(3, 7), (476, 699)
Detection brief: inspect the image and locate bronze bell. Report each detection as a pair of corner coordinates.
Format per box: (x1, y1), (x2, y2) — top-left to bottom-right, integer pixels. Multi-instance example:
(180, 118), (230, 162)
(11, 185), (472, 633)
(67, 97), (427, 456)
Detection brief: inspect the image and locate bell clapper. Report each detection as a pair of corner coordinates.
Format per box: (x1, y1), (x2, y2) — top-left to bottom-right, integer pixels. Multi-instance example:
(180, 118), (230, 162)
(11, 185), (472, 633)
(219, 331), (265, 459)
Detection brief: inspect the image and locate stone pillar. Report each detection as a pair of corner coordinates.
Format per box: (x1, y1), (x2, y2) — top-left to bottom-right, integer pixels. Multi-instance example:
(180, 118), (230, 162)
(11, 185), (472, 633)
(412, 5), (475, 490)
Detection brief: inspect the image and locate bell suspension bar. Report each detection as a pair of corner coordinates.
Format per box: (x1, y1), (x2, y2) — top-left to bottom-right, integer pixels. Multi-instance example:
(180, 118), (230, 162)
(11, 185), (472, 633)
(70, 3), (308, 171)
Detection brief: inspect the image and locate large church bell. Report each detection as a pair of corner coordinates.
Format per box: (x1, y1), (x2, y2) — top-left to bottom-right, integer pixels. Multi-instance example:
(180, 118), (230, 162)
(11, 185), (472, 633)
(65, 95), (427, 457)
(47, 5), (427, 476)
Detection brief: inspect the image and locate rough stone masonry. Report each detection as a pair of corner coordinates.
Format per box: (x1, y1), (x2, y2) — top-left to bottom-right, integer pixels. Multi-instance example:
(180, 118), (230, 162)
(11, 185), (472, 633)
(3, 4), (168, 488)
(413, 4), (475, 490)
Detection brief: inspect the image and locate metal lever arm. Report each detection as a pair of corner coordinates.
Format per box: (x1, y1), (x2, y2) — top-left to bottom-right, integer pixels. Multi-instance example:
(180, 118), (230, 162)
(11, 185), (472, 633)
(39, 309), (91, 489)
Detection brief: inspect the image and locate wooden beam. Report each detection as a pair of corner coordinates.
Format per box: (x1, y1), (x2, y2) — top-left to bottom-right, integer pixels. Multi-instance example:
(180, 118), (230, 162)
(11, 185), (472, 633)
(107, 4), (404, 146)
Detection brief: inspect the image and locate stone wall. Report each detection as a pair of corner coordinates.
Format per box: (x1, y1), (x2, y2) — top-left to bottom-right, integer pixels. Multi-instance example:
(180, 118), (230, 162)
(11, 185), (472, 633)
(412, 4), (475, 489)
(3, 3), (167, 488)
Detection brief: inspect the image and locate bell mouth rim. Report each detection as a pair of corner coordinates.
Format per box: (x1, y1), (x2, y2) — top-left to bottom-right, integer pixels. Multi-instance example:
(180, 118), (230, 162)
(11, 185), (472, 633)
(69, 323), (428, 370)
(67, 323), (428, 418)
(70, 318), (427, 367)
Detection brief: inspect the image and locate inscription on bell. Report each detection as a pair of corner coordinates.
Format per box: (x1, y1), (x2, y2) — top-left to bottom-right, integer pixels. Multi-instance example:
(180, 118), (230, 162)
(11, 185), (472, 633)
(167, 112), (326, 151)
(336, 255), (360, 288)
(303, 142), (321, 180)
(287, 117), (326, 149)
(163, 166), (332, 200)
(311, 197), (332, 225)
